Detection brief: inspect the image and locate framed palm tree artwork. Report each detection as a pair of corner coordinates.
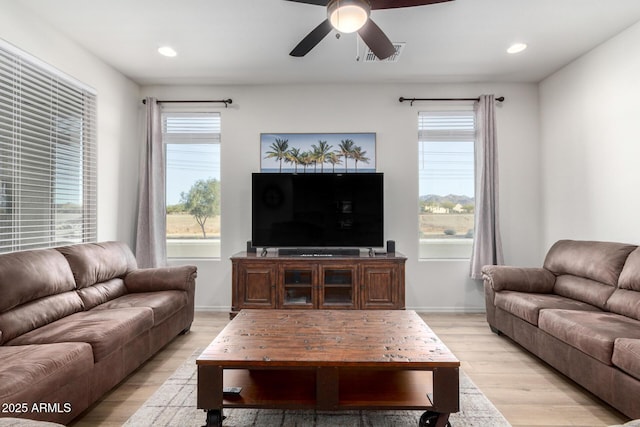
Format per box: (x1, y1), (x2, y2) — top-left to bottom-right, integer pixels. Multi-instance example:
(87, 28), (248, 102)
(260, 133), (376, 173)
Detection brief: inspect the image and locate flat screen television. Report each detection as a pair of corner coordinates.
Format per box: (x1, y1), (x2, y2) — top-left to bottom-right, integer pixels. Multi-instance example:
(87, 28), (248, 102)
(251, 173), (384, 249)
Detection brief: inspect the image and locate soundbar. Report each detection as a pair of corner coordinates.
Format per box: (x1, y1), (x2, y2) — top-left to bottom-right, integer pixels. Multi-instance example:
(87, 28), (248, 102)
(278, 248), (360, 257)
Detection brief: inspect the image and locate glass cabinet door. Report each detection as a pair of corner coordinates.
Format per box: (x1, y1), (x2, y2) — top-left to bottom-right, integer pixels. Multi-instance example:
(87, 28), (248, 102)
(281, 266), (316, 308)
(320, 265), (356, 309)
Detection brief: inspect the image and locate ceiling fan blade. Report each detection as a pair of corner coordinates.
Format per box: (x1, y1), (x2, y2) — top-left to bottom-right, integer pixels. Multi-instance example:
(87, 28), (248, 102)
(357, 19), (396, 60)
(284, 0), (329, 5)
(290, 19), (333, 57)
(370, 0), (453, 10)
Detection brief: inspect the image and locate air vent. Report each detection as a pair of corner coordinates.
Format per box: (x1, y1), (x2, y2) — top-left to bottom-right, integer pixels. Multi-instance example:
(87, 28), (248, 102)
(363, 42), (405, 62)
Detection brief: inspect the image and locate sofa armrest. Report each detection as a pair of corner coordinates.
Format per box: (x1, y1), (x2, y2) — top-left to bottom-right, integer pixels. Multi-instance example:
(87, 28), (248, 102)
(481, 265), (555, 293)
(124, 265), (197, 293)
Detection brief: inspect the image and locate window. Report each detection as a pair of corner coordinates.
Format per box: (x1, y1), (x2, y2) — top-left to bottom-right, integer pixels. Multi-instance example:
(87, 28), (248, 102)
(0, 40), (97, 253)
(163, 112), (221, 258)
(418, 110), (475, 259)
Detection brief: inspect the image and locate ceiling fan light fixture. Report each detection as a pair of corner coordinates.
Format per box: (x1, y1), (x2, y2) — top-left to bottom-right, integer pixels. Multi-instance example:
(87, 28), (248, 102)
(328, 0), (370, 34)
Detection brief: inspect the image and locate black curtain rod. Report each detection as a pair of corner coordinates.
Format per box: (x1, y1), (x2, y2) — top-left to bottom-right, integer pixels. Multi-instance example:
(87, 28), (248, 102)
(399, 96), (505, 106)
(142, 99), (232, 107)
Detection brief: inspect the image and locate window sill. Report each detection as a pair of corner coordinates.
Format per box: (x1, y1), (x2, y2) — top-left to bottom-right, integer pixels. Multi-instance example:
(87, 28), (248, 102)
(167, 238), (220, 259)
(419, 238), (472, 260)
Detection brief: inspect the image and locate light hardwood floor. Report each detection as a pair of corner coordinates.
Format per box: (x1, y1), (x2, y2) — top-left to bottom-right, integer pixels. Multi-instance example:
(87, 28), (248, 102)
(69, 311), (629, 427)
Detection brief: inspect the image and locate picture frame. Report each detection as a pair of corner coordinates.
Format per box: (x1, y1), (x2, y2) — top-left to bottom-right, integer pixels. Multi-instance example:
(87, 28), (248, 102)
(260, 132), (376, 173)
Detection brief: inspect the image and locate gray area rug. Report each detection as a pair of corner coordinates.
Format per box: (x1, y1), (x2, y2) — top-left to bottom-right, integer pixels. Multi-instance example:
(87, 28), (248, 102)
(124, 350), (511, 427)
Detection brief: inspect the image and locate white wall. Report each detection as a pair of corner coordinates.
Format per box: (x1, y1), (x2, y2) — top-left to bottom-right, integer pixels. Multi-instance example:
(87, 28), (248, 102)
(0, 1), (141, 247)
(540, 21), (640, 250)
(142, 83), (541, 312)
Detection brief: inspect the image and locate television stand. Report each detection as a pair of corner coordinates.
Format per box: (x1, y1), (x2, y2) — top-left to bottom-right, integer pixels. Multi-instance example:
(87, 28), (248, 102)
(230, 251), (406, 318)
(277, 248), (360, 257)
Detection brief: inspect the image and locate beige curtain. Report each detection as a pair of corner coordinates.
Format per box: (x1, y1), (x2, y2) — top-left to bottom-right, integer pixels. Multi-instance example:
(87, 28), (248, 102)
(470, 94), (503, 279)
(135, 97), (166, 267)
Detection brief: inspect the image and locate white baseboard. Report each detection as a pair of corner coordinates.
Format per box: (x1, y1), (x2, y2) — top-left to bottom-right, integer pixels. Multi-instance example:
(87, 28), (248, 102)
(407, 306), (486, 313)
(195, 306), (231, 312)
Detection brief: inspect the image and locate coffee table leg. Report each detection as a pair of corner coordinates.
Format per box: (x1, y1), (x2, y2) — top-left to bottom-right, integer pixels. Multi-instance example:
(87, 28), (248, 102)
(432, 367), (459, 414)
(198, 365), (224, 427)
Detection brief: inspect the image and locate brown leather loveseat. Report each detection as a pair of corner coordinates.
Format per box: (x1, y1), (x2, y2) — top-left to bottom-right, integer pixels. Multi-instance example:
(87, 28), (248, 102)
(482, 240), (640, 419)
(0, 241), (196, 424)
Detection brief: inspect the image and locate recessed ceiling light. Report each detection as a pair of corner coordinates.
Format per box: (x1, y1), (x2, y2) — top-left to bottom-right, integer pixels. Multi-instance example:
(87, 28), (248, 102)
(158, 46), (177, 57)
(507, 43), (527, 54)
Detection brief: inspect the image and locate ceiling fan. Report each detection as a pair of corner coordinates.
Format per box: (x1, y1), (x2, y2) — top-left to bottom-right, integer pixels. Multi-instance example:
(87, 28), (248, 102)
(286, 0), (454, 60)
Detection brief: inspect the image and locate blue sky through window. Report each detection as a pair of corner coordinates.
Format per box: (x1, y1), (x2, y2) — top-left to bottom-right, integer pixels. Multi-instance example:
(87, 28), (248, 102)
(419, 140), (474, 198)
(166, 144), (220, 205)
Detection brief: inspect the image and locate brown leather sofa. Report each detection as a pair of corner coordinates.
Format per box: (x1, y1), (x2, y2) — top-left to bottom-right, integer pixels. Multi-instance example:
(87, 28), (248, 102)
(0, 241), (196, 424)
(483, 240), (640, 419)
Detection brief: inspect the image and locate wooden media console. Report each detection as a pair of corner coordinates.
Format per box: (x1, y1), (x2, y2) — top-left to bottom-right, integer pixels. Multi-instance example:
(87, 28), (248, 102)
(230, 251), (406, 317)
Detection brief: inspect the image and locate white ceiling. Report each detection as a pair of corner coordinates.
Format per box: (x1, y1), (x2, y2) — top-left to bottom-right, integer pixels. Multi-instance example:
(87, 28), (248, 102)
(17, 0), (640, 86)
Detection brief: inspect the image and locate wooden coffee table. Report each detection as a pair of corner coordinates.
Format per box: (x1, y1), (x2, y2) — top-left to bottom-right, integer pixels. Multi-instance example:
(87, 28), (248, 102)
(197, 310), (459, 427)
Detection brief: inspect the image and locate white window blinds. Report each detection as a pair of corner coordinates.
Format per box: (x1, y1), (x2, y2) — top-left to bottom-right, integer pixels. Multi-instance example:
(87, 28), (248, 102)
(418, 111), (475, 142)
(162, 112), (221, 144)
(0, 40), (97, 253)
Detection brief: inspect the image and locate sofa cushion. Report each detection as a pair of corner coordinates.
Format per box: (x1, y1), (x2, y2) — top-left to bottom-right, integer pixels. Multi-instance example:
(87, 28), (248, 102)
(619, 247), (640, 291)
(0, 249), (76, 313)
(124, 266), (197, 293)
(0, 342), (93, 402)
(612, 338), (640, 381)
(553, 275), (617, 309)
(76, 278), (128, 310)
(543, 240), (636, 286)
(56, 241), (137, 289)
(0, 291), (84, 345)
(606, 289), (640, 321)
(7, 308), (153, 362)
(92, 290), (188, 325)
(495, 291), (601, 325)
(538, 309), (640, 364)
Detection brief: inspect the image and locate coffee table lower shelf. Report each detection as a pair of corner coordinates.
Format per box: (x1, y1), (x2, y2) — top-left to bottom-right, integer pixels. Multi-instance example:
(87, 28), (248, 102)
(198, 366), (458, 427)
